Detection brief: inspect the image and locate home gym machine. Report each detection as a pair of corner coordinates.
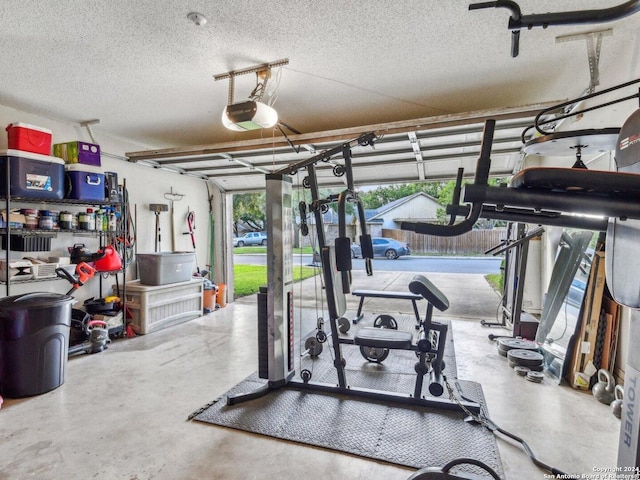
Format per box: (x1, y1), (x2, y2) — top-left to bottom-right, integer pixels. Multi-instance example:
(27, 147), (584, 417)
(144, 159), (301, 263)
(482, 223), (544, 340)
(402, 78), (640, 472)
(227, 132), (480, 414)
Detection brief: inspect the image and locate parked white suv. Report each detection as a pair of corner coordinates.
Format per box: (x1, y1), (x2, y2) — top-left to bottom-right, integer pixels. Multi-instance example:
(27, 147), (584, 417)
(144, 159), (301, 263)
(233, 232), (268, 247)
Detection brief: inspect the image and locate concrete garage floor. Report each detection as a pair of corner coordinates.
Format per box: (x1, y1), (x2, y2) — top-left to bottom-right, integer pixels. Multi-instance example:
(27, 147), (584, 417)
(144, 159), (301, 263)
(0, 270), (621, 480)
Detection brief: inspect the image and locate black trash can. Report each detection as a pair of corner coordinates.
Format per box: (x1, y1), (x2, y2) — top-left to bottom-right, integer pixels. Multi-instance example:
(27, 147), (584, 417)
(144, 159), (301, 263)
(0, 292), (74, 397)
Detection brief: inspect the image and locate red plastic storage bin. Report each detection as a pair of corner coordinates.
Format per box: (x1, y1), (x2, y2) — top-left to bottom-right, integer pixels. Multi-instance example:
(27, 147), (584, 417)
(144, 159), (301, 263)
(6, 123), (52, 155)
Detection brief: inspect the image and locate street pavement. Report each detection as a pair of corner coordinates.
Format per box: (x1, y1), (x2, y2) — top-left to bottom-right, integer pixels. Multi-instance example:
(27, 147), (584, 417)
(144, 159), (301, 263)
(236, 253), (502, 275)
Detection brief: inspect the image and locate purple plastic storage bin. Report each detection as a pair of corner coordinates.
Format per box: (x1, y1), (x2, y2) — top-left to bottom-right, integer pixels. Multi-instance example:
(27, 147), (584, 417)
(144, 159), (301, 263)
(53, 141), (101, 166)
(64, 164), (106, 201)
(0, 149), (64, 199)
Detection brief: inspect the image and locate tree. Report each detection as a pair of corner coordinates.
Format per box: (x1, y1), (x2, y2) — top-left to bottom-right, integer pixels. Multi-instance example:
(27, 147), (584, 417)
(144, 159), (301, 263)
(359, 182), (446, 209)
(233, 193), (266, 234)
(233, 187), (357, 237)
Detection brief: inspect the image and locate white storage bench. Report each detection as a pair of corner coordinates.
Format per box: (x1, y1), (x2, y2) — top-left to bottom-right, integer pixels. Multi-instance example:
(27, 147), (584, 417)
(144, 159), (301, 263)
(125, 278), (203, 334)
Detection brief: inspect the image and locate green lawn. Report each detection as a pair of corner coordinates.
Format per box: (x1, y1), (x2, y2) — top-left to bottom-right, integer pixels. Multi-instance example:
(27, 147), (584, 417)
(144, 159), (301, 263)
(233, 246), (314, 255)
(234, 264), (319, 297)
(484, 273), (503, 293)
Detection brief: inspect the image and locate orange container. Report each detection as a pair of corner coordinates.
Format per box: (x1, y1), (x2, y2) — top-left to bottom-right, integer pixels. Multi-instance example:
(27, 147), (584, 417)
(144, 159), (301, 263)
(216, 283), (226, 308)
(203, 289), (215, 310)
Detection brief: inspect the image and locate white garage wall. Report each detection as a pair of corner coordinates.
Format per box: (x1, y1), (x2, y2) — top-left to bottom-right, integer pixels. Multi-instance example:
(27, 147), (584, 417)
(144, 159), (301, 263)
(0, 104), (227, 304)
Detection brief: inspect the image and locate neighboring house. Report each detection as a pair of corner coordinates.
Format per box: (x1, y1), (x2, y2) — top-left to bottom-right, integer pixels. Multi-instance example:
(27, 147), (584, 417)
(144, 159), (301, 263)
(298, 193), (441, 246)
(367, 192), (441, 230)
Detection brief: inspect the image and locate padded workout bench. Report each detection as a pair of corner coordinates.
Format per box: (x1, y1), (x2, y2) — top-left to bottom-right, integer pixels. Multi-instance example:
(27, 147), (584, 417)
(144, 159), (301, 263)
(351, 274), (451, 398)
(351, 289), (423, 325)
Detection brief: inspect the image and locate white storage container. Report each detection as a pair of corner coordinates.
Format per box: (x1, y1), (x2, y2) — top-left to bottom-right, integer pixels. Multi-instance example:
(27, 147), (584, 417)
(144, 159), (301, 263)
(136, 252), (195, 285)
(31, 262), (75, 280)
(125, 278), (203, 334)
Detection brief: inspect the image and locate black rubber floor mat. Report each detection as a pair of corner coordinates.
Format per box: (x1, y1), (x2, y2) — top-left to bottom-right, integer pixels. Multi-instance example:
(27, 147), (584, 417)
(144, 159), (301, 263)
(192, 375), (502, 478)
(191, 318), (503, 478)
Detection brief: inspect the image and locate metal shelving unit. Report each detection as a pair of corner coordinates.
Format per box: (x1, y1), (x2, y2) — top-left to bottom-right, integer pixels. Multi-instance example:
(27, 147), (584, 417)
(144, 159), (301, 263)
(2, 157), (129, 336)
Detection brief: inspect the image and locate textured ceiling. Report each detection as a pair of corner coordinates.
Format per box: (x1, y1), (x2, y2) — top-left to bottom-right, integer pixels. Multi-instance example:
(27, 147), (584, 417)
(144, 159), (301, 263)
(2, 1), (640, 190)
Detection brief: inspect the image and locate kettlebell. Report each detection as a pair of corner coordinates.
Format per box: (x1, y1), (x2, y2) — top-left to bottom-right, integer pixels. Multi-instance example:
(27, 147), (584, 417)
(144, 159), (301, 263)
(593, 369), (616, 405)
(611, 385), (625, 419)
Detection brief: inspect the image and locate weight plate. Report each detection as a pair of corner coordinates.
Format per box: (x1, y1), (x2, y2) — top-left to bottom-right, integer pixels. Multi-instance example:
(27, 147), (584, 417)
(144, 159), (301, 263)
(360, 346), (389, 363)
(508, 358), (542, 370)
(337, 317), (351, 334)
(507, 348), (543, 360)
(514, 366), (530, 376)
(304, 337), (323, 357)
(373, 314), (398, 330)
(507, 349), (544, 367)
(497, 338), (539, 352)
(525, 371), (544, 383)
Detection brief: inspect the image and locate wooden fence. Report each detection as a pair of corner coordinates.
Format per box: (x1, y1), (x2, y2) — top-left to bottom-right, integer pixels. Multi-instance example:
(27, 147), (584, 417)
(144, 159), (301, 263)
(298, 225), (507, 255)
(383, 228), (507, 255)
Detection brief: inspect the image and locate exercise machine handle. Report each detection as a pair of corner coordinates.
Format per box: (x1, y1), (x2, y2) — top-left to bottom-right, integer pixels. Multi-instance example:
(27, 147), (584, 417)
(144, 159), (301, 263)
(400, 119), (495, 237)
(469, 0), (522, 55)
(469, 1), (521, 19)
(470, 0), (640, 58)
(446, 168), (465, 226)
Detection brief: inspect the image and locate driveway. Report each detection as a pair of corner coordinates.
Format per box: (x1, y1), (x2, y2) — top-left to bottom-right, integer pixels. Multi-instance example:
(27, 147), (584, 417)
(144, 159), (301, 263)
(236, 268), (502, 324)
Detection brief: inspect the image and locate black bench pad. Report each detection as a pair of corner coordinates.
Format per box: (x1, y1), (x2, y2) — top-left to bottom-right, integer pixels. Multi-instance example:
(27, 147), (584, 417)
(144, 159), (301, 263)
(352, 289), (421, 300)
(354, 327), (413, 349)
(409, 275), (449, 312)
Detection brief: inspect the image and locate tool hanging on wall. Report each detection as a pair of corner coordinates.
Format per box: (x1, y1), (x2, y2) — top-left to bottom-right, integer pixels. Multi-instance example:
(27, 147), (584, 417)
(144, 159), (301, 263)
(149, 204), (168, 252)
(205, 182), (215, 281)
(164, 188), (185, 251)
(184, 209), (200, 275)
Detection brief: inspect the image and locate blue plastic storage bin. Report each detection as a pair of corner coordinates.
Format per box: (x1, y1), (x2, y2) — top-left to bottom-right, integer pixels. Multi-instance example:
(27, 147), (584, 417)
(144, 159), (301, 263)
(0, 149), (65, 200)
(64, 164), (106, 201)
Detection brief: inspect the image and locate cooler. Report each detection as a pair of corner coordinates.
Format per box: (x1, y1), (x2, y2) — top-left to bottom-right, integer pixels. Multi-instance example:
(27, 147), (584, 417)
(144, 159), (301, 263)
(53, 141), (101, 166)
(5, 123), (52, 155)
(64, 164), (106, 201)
(0, 149), (65, 199)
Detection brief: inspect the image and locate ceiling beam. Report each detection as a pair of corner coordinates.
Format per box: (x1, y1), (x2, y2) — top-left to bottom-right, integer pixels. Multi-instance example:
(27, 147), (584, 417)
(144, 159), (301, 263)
(126, 102), (560, 162)
(203, 147), (520, 178)
(151, 122), (532, 166)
